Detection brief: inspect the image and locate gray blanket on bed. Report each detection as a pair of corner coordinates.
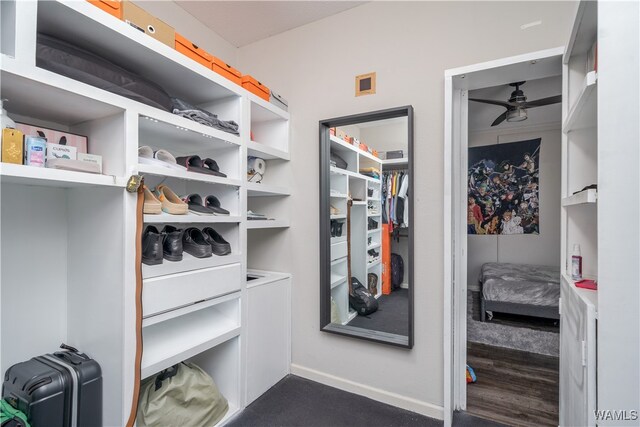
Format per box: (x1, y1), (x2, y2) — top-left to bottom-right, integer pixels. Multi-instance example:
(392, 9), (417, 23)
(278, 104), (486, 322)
(480, 263), (560, 307)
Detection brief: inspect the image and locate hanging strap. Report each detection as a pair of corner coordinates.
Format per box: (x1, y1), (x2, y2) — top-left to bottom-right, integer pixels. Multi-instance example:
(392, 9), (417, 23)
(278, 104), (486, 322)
(125, 178), (145, 427)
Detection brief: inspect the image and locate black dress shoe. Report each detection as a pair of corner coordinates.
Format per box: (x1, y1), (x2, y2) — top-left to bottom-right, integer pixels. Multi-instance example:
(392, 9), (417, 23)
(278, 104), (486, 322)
(202, 227), (232, 256)
(182, 228), (212, 258)
(142, 226), (163, 265)
(161, 225), (184, 261)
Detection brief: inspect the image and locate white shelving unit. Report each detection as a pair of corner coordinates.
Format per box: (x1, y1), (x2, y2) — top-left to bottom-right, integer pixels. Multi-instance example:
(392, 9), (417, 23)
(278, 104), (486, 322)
(0, 1), (291, 424)
(561, 188), (597, 207)
(559, 2), (599, 425)
(328, 134), (383, 324)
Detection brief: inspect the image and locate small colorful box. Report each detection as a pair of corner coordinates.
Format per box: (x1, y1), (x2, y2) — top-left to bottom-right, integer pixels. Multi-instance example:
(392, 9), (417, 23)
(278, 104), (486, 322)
(241, 75), (270, 101)
(47, 143), (77, 162)
(2, 128), (24, 164)
(175, 32), (213, 68)
(211, 57), (242, 85)
(24, 136), (46, 167)
(78, 153), (103, 174)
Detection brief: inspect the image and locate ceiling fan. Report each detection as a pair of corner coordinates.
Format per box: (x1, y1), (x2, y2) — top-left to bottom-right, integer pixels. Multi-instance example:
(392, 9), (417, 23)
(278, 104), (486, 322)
(470, 81), (562, 126)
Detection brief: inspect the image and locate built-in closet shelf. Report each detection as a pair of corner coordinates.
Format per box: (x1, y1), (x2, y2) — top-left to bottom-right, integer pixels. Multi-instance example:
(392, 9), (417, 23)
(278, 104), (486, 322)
(248, 93), (290, 121)
(330, 214), (346, 220)
(138, 164), (241, 187)
(367, 259), (381, 268)
(330, 135), (380, 163)
(331, 236), (347, 244)
(246, 182), (290, 197)
(367, 229), (381, 234)
(352, 201), (367, 206)
(39, 1), (242, 104)
(561, 273), (598, 316)
(139, 113), (241, 152)
(331, 274), (347, 289)
(246, 219), (290, 229)
(331, 256), (347, 267)
(330, 166), (380, 183)
(330, 193), (348, 199)
(381, 158), (408, 166)
(246, 269), (291, 288)
(0, 163), (123, 188)
(367, 243), (381, 250)
(367, 212), (381, 217)
(144, 213), (242, 224)
(562, 189), (597, 206)
(247, 141), (290, 161)
(563, 71), (597, 133)
(142, 325), (241, 380)
(143, 253), (243, 280)
(142, 292), (240, 327)
(0, 62), (126, 125)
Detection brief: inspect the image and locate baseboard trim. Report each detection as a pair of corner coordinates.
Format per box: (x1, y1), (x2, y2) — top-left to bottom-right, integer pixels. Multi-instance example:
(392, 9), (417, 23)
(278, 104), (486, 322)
(290, 363), (444, 420)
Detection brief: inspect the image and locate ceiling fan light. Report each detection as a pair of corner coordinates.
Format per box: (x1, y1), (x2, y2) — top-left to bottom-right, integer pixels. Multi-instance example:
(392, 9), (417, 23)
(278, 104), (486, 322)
(506, 108), (528, 122)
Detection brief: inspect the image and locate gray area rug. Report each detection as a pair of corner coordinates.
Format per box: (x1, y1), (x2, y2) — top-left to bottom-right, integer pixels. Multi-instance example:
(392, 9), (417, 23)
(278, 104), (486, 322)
(467, 291), (559, 356)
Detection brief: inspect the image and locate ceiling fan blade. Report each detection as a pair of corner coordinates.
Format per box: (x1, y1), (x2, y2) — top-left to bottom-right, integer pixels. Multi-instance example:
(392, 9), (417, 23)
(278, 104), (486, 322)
(522, 95), (562, 108)
(491, 111), (509, 127)
(469, 98), (511, 109)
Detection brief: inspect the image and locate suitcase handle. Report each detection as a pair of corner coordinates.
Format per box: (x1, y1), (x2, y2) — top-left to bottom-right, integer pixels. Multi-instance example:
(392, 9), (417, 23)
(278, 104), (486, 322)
(60, 343), (79, 353)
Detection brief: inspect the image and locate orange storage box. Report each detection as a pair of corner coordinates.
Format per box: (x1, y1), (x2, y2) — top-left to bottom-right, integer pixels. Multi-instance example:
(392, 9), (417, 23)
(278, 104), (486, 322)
(175, 33), (213, 68)
(242, 75), (270, 101)
(211, 57), (242, 85)
(87, 0), (122, 19)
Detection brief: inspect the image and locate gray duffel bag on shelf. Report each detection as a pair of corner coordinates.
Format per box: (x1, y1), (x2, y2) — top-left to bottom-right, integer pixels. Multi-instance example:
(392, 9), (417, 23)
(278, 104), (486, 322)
(137, 362), (229, 427)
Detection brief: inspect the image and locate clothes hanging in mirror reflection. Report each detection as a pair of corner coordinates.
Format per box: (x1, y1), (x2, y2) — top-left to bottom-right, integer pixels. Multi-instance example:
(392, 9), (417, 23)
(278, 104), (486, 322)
(382, 170), (409, 228)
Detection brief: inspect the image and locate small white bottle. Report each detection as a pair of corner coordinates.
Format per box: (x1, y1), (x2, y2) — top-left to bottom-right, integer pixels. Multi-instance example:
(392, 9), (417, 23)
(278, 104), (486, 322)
(0, 99), (16, 144)
(571, 244), (583, 280)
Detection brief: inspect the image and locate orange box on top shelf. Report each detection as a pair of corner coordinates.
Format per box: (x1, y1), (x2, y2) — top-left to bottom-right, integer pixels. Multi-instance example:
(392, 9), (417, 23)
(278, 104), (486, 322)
(212, 57), (242, 86)
(87, 0), (122, 19)
(242, 75), (270, 101)
(175, 33), (213, 68)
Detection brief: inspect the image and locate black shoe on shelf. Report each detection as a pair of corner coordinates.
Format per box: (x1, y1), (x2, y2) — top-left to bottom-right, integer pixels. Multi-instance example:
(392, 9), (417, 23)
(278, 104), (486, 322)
(142, 226), (164, 266)
(182, 227), (213, 258)
(336, 221), (343, 237)
(202, 227), (232, 256)
(161, 225), (184, 262)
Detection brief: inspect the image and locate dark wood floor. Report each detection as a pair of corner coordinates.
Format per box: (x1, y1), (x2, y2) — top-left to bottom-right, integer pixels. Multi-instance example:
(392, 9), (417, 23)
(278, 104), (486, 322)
(466, 342), (559, 427)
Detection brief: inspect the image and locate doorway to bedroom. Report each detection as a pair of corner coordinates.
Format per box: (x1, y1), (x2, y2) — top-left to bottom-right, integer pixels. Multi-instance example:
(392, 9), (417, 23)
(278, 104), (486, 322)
(444, 48), (564, 427)
(465, 79), (562, 426)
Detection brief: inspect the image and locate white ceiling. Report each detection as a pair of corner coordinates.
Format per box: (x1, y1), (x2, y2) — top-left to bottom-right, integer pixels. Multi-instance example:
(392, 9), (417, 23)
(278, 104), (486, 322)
(176, 1), (367, 48)
(468, 75), (562, 132)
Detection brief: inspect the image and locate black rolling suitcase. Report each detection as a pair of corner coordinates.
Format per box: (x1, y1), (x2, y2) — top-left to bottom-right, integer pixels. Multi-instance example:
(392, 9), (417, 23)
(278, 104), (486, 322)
(2, 344), (102, 427)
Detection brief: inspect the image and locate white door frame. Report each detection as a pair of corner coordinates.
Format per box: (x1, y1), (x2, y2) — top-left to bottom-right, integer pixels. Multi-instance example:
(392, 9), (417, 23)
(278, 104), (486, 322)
(442, 46), (565, 426)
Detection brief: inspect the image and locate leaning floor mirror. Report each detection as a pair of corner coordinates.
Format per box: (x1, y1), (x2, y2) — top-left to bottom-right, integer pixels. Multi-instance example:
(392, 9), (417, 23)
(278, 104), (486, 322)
(319, 106), (414, 348)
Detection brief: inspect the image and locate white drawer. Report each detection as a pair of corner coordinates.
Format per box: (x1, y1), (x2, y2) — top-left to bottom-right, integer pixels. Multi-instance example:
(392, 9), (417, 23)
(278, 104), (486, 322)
(331, 241), (347, 261)
(143, 263), (241, 317)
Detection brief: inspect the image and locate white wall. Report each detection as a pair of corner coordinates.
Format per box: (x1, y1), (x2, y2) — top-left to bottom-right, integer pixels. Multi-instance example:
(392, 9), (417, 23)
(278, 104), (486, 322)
(134, 1), (238, 66)
(467, 124), (562, 290)
(237, 1), (574, 417)
(360, 120), (408, 155)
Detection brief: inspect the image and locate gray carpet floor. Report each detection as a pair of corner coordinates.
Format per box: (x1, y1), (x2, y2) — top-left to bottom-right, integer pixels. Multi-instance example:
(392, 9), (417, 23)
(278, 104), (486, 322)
(347, 289), (409, 336)
(467, 290), (559, 356)
(227, 375), (439, 427)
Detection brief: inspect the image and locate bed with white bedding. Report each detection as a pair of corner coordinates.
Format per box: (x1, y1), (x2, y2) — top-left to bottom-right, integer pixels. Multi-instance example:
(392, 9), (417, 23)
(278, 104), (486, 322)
(479, 262), (561, 321)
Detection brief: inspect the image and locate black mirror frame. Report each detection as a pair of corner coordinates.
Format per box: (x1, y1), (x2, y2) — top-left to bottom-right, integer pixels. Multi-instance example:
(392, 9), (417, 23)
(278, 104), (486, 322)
(319, 106), (414, 349)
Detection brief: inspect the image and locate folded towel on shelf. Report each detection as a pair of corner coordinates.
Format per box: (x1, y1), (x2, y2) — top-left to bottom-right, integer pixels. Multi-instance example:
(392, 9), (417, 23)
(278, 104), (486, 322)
(171, 98), (240, 136)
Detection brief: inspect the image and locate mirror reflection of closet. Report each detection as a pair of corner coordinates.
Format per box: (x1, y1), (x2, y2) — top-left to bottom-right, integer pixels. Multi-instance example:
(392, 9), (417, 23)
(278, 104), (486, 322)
(320, 107), (413, 348)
